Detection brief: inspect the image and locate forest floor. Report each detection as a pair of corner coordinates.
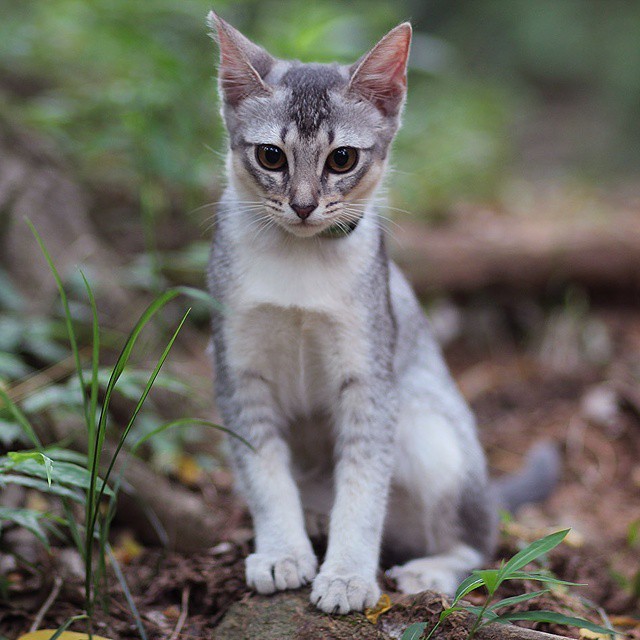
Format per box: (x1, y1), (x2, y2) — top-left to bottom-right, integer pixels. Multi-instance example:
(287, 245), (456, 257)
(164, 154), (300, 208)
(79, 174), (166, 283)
(2, 301), (640, 639)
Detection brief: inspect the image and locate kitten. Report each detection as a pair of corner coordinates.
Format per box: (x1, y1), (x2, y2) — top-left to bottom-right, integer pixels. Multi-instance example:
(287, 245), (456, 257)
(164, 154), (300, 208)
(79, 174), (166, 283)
(205, 13), (555, 614)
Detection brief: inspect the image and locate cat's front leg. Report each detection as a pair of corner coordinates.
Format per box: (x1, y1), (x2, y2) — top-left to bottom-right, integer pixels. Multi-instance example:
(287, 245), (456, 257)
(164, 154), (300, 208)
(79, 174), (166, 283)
(225, 372), (317, 594)
(311, 376), (396, 613)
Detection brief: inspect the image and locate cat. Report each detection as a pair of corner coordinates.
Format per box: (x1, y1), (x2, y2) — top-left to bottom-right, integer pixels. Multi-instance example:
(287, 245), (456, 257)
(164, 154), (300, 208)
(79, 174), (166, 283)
(205, 12), (558, 614)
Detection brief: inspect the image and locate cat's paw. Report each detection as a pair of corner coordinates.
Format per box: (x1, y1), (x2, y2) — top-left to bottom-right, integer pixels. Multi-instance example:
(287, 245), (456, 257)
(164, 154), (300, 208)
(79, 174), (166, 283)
(310, 570), (380, 614)
(246, 551), (317, 594)
(386, 562), (458, 596)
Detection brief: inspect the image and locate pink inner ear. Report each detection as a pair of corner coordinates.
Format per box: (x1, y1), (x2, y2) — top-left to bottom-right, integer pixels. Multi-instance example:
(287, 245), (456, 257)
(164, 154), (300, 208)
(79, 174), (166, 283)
(213, 16), (271, 106)
(349, 24), (411, 116)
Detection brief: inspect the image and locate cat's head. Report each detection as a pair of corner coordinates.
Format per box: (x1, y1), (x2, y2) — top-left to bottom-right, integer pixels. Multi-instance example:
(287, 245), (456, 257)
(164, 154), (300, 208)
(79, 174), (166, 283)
(208, 12), (411, 238)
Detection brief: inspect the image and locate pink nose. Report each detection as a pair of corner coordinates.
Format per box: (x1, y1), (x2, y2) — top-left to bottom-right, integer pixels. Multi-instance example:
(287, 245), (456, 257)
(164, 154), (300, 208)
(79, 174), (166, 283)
(291, 203), (317, 220)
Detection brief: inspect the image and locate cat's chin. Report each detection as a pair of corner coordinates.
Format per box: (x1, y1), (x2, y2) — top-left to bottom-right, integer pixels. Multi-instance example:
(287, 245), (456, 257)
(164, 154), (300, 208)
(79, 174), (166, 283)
(278, 220), (328, 239)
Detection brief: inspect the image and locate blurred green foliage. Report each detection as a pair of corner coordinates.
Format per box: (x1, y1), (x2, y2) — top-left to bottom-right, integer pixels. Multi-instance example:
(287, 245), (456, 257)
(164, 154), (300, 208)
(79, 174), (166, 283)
(0, 0), (638, 216)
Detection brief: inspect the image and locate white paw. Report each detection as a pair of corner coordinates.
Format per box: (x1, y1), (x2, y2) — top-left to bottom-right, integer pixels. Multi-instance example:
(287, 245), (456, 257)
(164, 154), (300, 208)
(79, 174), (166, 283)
(386, 562), (458, 596)
(246, 551), (317, 594)
(311, 569), (380, 614)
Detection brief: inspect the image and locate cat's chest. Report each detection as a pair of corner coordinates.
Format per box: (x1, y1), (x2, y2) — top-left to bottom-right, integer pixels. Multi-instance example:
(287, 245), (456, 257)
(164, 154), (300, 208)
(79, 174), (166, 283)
(227, 304), (345, 417)
(229, 235), (359, 313)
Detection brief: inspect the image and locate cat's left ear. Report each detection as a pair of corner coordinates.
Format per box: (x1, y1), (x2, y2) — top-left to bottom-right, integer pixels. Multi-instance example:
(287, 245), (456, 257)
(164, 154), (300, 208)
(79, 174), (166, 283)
(348, 22), (412, 117)
(207, 11), (275, 107)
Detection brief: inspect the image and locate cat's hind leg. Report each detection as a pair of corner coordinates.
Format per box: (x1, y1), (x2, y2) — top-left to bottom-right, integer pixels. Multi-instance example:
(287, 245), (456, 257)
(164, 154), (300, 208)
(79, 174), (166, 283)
(383, 388), (497, 595)
(386, 544), (484, 595)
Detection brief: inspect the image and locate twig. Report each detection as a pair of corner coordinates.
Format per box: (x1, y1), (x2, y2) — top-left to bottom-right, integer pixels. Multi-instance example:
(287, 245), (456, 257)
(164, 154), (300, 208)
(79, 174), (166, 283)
(30, 575), (63, 632)
(169, 584), (191, 640)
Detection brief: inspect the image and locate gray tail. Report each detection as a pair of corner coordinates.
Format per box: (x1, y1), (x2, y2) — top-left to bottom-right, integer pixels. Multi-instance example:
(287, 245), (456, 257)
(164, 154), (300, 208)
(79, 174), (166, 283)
(491, 441), (562, 513)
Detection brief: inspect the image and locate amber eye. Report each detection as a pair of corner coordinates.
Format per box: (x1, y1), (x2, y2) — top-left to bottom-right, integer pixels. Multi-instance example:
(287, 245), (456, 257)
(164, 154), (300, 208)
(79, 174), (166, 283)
(326, 147), (358, 173)
(256, 144), (287, 171)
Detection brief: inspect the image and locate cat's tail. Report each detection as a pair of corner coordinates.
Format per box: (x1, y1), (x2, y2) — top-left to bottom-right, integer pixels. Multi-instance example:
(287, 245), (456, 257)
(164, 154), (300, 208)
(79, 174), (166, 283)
(491, 441), (562, 513)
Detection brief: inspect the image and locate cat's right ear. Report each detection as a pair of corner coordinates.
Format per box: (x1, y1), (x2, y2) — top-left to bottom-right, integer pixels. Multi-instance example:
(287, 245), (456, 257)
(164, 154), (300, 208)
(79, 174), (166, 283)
(207, 11), (275, 107)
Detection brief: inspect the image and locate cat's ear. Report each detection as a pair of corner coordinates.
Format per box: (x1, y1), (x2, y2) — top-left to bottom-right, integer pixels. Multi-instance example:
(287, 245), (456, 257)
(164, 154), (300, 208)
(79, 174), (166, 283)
(207, 11), (275, 107)
(348, 22), (412, 117)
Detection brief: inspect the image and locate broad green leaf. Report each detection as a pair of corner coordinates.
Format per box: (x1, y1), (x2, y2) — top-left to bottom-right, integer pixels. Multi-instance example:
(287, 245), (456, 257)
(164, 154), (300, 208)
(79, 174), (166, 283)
(453, 574), (486, 603)
(0, 421), (28, 446)
(0, 474), (83, 503)
(8, 452), (54, 486)
(0, 507), (49, 548)
(9, 458), (113, 496)
(499, 529), (570, 580)
(491, 611), (615, 635)
(473, 569), (501, 594)
(401, 622), (428, 640)
(486, 589), (550, 611)
(43, 448), (88, 465)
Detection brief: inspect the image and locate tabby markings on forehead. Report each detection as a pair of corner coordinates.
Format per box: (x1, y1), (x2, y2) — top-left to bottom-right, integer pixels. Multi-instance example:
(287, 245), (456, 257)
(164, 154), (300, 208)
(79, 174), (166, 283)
(281, 64), (346, 138)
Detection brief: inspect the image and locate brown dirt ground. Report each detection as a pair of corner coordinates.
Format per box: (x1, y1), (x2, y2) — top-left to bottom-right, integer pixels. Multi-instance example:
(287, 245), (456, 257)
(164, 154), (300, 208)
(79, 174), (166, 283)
(2, 304), (640, 639)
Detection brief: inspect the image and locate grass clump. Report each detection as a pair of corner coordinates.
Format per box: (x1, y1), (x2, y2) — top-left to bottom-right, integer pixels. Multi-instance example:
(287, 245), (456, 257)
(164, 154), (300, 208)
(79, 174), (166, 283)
(402, 529), (616, 640)
(0, 223), (235, 637)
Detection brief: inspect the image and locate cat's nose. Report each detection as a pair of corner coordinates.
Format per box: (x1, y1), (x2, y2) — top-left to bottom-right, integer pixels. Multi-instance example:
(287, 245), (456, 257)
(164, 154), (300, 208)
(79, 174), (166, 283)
(291, 202), (317, 220)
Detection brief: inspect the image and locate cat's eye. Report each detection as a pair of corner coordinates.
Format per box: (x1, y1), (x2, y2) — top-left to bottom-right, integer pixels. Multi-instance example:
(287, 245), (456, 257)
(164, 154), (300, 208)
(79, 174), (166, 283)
(256, 144), (287, 171)
(326, 147), (358, 173)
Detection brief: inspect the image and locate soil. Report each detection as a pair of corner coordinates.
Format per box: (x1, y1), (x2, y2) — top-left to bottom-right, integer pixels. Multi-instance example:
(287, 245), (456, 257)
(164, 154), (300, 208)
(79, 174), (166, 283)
(2, 302), (640, 639)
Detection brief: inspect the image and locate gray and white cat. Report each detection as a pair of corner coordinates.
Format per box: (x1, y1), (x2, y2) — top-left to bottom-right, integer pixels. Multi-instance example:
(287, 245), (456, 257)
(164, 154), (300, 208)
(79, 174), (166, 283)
(206, 13), (555, 614)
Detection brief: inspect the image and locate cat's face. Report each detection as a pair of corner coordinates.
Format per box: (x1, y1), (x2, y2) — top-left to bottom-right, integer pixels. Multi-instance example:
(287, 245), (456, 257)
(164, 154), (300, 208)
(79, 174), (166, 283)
(209, 13), (411, 238)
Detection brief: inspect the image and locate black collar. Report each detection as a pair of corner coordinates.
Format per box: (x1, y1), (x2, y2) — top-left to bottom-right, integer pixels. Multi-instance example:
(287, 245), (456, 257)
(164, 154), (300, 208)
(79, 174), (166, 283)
(317, 216), (361, 239)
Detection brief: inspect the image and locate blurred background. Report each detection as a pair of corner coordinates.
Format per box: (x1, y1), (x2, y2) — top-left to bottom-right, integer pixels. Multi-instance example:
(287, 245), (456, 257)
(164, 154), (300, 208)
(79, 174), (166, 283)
(1, 0), (639, 633)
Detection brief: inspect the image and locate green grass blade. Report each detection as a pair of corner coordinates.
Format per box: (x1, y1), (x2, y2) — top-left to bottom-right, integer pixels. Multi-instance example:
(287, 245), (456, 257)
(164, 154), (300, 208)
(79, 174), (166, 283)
(175, 284), (227, 314)
(129, 417), (254, 456)
(453, 574), (486, 604)
(107, 544), (148, 640)
(0, 386), (41, 448)
(486, 589), (550, 611)
(462, 605), (499, 621)
(505, 571), (585, 586)
(491, 610), (616, 635)
(27, 220), (91, 428)
(80, 270), (100, 458)
(92, 309), (190, 517)
(62, 498), (85, 559)
(498, 529), (570, 580)
(84, 287), (181, 610)
(47, 614), (89, 640)
(401, 622), (428, 640)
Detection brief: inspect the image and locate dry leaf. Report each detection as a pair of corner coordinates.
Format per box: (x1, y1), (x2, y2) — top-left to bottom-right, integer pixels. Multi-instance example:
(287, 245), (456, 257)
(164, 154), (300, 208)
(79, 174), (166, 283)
(579, 628), (610, 640)
(364, 593), (392, 624)
(17, 632), (112, 640)
(609, 616), (640, 629)
(112, 531), (144, 564)
(175, 454), (203, 486)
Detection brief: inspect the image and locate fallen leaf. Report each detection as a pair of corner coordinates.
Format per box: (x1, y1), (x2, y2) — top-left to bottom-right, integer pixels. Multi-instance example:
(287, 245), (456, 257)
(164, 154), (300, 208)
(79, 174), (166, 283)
(175, 454), (203, 486)
(112, 531), (144, 565)
(17, 632), (112, 640)
(609, 616), (640, 629)
(365, 593), (392, 624)
(579, 628), (611, 640)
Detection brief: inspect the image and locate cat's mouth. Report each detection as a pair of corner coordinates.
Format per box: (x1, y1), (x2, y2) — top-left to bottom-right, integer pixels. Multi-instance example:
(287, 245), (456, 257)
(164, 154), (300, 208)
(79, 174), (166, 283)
(262, 201), (361, 239)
